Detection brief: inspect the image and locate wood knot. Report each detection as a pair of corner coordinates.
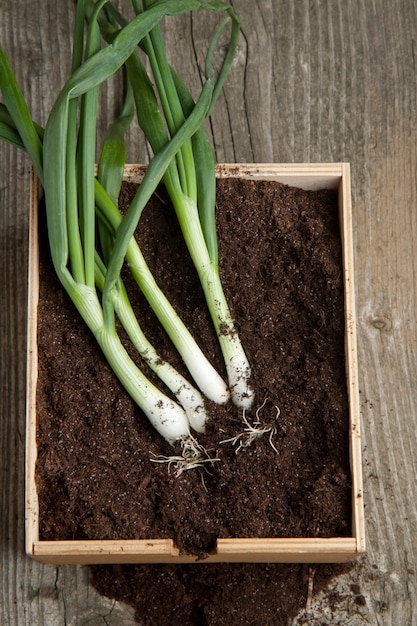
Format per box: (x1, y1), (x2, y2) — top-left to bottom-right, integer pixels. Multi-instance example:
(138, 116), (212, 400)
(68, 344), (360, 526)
(370, 315), (392, 332)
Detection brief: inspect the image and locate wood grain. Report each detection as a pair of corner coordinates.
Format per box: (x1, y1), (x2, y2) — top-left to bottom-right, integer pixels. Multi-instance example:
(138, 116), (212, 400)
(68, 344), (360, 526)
(1, 0), (417, 623)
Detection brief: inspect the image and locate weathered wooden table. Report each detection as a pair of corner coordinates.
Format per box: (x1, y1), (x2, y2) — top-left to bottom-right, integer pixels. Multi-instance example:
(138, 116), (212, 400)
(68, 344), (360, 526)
(1, 1), (416, 624)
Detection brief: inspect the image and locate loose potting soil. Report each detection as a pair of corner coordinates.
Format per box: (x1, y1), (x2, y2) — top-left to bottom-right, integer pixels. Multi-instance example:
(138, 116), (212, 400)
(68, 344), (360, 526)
(36, 177), (353, 624)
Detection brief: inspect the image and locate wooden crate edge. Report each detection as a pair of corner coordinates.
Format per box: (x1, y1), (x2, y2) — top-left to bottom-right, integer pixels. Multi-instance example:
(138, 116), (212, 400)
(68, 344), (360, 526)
(338, 164), (366, 555)
(26, 163), (365, 564)
(25, 167), (41, 556)
(32, 537), (360, 565)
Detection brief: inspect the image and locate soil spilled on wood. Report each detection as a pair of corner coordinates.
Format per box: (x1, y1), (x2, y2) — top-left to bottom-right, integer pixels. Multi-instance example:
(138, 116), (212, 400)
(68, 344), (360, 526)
(36, 177), (353, 623)
(90, 561), (353, 625)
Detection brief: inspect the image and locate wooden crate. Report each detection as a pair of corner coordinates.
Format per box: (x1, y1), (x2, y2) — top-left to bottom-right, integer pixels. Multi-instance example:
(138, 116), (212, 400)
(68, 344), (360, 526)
(25, 163), (365, 564)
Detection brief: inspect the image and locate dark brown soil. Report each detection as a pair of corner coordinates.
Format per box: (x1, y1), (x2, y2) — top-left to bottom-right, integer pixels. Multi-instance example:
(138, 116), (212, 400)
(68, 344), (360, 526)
(90, 561), (353, 626)
(36, 177), (352, 624)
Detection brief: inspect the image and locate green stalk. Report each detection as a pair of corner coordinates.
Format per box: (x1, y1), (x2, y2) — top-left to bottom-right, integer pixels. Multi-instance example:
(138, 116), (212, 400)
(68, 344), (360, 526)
(172, 71), (218, 266)
(0, 43), (43, 179)
(97, 81), (134, 266)
(64, 0), (87, 285)
(0, 120), (25, 149)
(139, 0), (197, 201)
(0, 102), (43, 139)
(77, 0), (106, 288)
(98, 82), (134, 207)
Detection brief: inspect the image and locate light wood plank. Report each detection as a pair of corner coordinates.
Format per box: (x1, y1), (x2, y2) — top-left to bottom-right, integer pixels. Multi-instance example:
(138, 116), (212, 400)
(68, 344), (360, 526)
(32, 538), (359, 565)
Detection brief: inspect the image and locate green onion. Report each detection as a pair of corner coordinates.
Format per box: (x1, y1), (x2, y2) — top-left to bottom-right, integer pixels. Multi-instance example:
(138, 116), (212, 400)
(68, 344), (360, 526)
(96, 75), (208, 432)
(127, 1), (255, 408)
(91, 0), (254, 408)
(94, 254), (208, 433)
(94, 179), (230, 408)
(44, 2), (202, 445)
(0, 0), (252, 448)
